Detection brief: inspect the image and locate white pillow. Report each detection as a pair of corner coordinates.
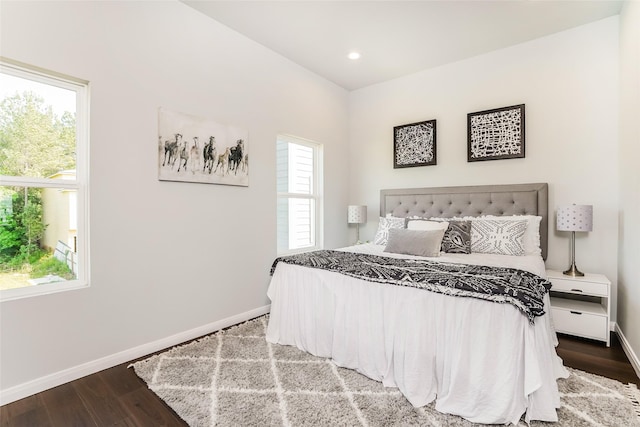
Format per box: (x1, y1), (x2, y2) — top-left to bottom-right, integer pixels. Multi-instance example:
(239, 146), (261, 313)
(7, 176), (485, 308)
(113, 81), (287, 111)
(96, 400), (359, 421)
(515, 215), (542, 256)
(470, 219), (528, 256)
(384, 228), (445, 257)
(407, 219), (449, 232)
(456, 215), (542, 256)
(373, 216), (406, 245)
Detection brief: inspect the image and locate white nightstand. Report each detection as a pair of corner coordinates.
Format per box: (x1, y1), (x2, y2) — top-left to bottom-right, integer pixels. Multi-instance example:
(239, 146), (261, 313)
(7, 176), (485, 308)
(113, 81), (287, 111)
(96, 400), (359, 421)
(546, 269), (611, 347)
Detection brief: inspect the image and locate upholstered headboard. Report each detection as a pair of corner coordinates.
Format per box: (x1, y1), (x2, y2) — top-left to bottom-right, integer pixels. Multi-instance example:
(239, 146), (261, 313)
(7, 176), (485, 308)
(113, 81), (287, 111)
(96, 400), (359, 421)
(380, 183), (549, 260)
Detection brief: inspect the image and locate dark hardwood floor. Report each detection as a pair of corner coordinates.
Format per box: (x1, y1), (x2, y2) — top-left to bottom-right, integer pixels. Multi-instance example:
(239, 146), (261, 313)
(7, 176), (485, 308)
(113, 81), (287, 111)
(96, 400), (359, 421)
(556, 332), (640, 387)
(1, 332), (638, 427)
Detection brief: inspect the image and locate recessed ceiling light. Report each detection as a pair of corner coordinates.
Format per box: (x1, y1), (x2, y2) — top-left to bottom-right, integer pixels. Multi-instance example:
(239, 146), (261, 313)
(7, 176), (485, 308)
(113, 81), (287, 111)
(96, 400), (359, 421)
(347, 52), (361, 60)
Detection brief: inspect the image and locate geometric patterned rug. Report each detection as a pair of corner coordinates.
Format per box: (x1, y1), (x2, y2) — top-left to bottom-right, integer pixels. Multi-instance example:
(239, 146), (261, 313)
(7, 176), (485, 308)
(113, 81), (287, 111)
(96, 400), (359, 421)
(131, 315), (640, 426)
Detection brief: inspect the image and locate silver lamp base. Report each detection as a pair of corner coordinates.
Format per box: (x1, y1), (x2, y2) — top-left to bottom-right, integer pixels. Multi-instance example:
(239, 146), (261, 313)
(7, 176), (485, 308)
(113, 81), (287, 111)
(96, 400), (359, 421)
(563, 231), (585, 277)
(563, 263), (585, 277)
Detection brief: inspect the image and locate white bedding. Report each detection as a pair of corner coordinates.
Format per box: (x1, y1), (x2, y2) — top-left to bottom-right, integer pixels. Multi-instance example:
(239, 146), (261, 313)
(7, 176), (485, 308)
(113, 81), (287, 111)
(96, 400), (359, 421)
(343, 242), (548, 276)
(266, 244), (569, 425)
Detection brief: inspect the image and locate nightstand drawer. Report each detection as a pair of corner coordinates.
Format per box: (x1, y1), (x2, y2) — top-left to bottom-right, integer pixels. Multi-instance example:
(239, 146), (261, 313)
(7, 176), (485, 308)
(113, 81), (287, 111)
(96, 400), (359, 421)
(548, 277), (608, 296)
(546, 270), (611, 346)
(551, 306), (608, 341)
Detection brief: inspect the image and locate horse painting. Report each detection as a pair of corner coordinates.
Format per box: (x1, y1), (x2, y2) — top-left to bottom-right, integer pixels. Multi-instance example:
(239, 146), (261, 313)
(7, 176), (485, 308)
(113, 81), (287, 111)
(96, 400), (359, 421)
(158, 108), (248, 186)
(241, 153), (248, 173)
(190, 137), (201, 174)
(214, 147), (231, 175)
(162, 133), (182, 167)
(202, 136), (217, 174)
(228, 139), (245, 175)
(177, 140), (189, 172)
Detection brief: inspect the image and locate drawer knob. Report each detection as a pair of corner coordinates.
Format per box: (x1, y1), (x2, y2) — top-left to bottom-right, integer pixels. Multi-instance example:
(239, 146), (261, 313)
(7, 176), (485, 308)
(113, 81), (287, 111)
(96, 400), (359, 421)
(570, 311), (583, 315)
(570, 288), (583, 292)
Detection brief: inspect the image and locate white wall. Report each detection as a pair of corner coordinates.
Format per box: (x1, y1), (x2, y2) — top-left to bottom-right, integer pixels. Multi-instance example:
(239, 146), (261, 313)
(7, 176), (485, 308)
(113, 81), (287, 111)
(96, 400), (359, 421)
(349, 18), (620, 318)
(0, 0), (349, 397)
(618, 0), (640, 370)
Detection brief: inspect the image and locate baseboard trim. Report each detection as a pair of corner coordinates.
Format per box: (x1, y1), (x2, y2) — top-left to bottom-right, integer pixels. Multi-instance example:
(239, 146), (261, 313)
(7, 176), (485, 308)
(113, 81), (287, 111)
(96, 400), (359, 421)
(0, 304), (270, 406)
(615, 322), (640, 379)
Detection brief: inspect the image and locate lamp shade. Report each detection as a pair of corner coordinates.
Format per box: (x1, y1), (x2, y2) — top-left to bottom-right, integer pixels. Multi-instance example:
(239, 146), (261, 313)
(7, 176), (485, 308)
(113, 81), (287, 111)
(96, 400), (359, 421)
(348, 205), (367, 224)
(557, 205), (593, 232)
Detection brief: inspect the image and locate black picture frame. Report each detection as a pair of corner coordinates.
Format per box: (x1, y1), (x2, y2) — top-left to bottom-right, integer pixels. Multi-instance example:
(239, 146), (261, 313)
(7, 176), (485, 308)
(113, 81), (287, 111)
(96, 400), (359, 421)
(467, 104), (525, 162)
(393, 119), (437, 168)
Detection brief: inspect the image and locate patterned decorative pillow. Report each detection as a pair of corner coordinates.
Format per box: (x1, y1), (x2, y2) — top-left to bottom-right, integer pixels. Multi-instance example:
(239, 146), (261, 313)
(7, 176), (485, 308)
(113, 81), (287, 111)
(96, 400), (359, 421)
(471, 219), (528, 256)
(457, 215), (542, 256)
(373, 216), (406, 245)
(441, 221), (471, 254)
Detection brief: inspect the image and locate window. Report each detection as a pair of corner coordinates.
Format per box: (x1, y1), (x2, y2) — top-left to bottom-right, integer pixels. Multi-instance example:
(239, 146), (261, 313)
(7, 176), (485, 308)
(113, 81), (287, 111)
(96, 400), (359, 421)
(0, 59), (89, 301)
(276, 135), (322, 254)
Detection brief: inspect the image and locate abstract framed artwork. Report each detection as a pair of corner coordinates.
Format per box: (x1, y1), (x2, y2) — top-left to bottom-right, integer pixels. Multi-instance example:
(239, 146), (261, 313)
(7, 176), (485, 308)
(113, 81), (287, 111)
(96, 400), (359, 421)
(393, 119), (437, 168)
(158, 108), (248, 186)
(467, 104), (525, 162)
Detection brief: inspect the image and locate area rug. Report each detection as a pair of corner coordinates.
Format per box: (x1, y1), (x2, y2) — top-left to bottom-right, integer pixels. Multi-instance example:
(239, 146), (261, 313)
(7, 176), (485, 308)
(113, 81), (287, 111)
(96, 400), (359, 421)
(131, 315), (640, 426)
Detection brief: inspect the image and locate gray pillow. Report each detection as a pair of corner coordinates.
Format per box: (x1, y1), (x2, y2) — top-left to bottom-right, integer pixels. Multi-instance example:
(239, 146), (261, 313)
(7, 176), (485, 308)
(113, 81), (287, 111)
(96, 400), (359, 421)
(441, 221), (472, 254)
(373, 216), (406, 245)
(383, 228), (445, 257)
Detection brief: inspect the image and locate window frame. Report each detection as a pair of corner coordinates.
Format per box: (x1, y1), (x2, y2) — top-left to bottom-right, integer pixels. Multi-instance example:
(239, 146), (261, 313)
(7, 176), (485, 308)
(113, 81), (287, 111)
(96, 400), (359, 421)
(276, 134), (323, 255)
(0, 58), (90, 301)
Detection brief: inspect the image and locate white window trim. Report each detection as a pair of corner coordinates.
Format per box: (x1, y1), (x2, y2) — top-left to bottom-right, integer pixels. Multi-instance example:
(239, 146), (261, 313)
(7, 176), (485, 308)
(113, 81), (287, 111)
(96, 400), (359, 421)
(277, 134), (323, 256)
(0, 58), (90, 302)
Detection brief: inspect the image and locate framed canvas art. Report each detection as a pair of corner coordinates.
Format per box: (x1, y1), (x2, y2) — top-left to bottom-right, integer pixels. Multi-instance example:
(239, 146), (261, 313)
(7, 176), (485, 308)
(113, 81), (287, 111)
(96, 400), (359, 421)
(158, 108), (248, 186)
(467, 104), (525, 162)
(393, 119), (437, 168)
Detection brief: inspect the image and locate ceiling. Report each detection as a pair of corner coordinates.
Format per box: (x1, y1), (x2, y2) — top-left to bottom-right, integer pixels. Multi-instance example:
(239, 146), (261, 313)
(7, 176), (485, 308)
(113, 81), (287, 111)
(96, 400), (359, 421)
(183, 1), (623, 91)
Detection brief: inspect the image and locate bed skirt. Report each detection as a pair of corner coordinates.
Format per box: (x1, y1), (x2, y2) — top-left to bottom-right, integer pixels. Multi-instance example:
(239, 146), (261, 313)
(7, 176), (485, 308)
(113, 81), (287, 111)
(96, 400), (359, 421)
(266, 263), (569, 425)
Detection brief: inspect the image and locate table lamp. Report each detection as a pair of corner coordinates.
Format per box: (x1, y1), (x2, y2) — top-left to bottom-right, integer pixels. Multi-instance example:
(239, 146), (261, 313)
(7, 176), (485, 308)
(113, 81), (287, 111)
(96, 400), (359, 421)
(348, 205), (367, 244)
(557, 204), (593, 277)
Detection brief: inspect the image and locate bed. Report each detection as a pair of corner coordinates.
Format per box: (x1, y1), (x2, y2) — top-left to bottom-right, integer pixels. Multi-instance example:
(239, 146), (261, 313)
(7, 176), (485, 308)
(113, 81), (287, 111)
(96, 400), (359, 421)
(266, 183), (568, 425)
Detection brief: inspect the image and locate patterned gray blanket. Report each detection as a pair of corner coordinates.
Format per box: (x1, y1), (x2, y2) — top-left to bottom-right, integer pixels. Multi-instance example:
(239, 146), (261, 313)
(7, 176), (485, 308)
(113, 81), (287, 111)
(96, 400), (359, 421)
(271, 250), (551, 323)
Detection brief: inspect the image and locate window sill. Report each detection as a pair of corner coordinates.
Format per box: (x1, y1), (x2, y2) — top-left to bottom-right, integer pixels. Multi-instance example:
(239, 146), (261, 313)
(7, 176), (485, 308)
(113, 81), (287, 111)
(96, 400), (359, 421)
(1, 279), (89, 302)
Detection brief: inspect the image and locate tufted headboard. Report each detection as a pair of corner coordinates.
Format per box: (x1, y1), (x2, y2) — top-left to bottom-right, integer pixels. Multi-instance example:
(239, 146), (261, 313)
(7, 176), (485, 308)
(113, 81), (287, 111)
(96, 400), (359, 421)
(380, 183), (549, 260)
